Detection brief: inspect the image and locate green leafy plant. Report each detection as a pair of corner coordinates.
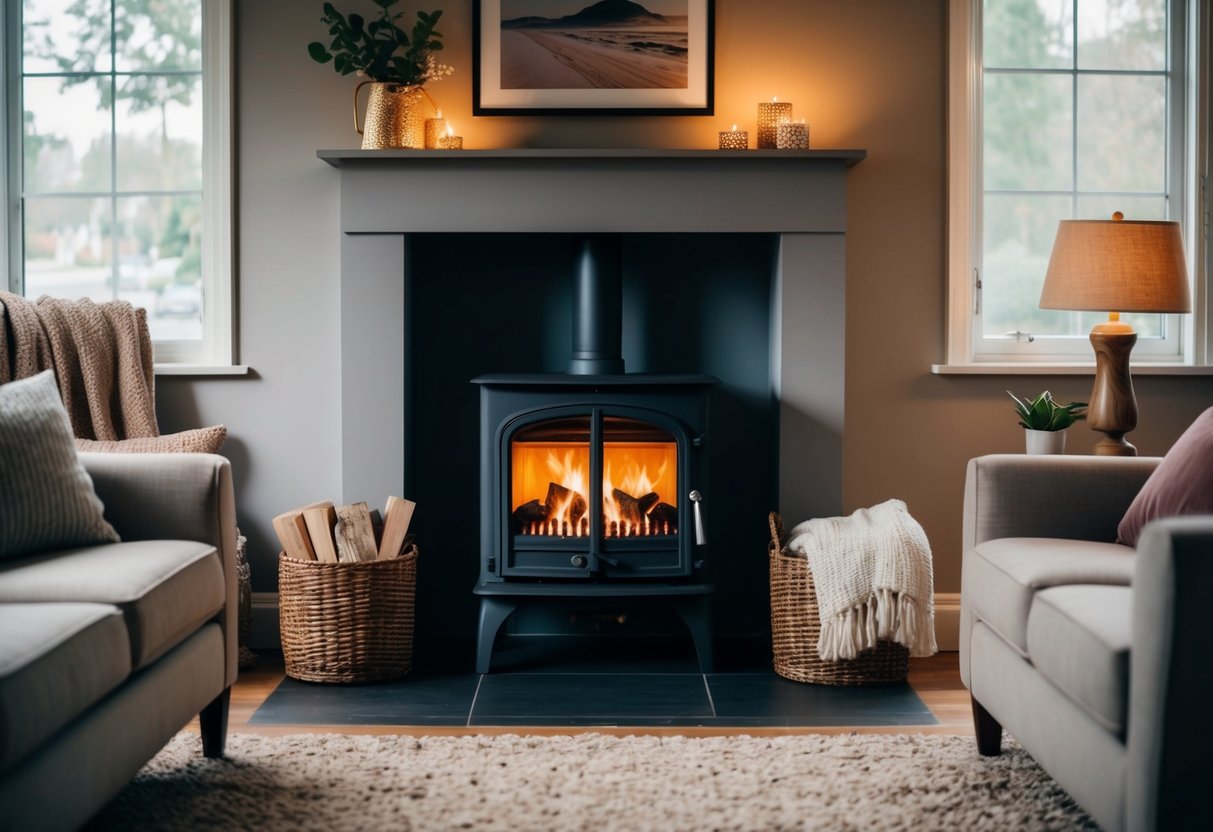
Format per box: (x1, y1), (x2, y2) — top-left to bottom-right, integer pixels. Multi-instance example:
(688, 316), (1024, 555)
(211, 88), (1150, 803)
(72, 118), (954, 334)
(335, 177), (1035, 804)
(307, 1), (451, 86)
(1007, 390), (1088, 432)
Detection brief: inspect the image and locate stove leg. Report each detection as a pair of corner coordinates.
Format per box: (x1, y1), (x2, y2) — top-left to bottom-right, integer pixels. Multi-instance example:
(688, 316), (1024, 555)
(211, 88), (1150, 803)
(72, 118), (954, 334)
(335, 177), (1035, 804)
(476, 597), (518, 674)
(673, 596), (714, 673)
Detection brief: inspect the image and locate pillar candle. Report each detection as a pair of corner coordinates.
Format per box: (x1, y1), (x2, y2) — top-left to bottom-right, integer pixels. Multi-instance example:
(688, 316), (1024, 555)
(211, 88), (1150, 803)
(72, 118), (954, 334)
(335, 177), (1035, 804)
(775, 121), (810, 150)
(424, 112), (448, 149)
(718, 124), (748, 150)
(757, 98), (793, 149)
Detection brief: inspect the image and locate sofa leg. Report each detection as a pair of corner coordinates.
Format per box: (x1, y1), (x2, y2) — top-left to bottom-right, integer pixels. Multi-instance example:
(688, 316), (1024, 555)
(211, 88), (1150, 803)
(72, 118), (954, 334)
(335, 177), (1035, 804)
(971, 695), (1002, 756)
(200, 687), (230, 758)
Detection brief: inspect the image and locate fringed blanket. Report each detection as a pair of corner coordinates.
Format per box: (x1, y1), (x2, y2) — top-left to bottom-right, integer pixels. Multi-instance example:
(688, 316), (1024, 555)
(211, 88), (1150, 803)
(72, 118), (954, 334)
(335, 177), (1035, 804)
(787, 500), (937, 661)
(0, 292), (158, 440)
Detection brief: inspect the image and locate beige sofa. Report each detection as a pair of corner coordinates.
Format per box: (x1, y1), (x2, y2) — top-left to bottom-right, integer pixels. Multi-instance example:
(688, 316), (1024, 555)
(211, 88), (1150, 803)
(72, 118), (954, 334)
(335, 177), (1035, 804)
(0, 452), (237, 831)
(960, 454), (1213, 832)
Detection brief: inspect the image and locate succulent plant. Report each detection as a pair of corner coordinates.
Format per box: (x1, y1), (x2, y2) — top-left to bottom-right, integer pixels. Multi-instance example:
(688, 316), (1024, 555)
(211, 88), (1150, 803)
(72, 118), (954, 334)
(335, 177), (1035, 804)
(1007, 390), (1088, 431)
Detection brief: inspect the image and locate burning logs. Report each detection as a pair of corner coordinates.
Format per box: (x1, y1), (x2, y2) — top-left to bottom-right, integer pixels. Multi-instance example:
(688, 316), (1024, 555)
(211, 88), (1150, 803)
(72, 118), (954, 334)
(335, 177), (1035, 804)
(612, 489), (660, 527)
(545, 483), (587, 525)
(513, 483), (677, 538)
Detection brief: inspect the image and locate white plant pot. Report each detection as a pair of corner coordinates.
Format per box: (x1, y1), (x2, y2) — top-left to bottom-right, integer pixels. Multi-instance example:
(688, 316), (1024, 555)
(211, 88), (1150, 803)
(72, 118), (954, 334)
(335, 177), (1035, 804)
(1025, 429), (1067, 455)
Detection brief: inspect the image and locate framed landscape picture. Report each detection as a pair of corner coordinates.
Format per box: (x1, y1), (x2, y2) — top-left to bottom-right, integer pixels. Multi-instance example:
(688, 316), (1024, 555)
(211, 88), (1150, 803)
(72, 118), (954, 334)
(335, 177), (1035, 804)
(473, 0), (715, 115)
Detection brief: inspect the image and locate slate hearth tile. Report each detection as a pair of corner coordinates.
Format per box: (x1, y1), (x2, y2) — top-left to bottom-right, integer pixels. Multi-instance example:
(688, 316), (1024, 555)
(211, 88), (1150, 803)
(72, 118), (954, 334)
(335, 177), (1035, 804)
(249, 672), (478, 726)
(469, 673), (713, 724)
(706, 673), (937, 726)
(488, 636), (700, 674)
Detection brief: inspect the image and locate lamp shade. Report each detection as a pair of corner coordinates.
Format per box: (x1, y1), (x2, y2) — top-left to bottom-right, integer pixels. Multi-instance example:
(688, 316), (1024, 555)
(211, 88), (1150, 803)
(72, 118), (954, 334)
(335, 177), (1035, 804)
(1040, 217), (1192, 313)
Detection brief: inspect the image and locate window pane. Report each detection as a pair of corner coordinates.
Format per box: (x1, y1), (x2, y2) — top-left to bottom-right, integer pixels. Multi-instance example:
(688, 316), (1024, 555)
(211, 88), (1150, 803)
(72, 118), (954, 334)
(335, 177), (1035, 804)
(984, 72), (1073, 190)
(23, 78), (113, 194)
(1077, 0), (1166, 71)
(23, 0), (111, 73)
(115, 195), (203, 342)
(116, 74), (203, 191)
(23, 196), (113, 301)
(116, 0), (202, 72)
(982, 193), (1072, 337)
(1076, 194), (1166, 221)
(983, 0), (1073, 69)
(1077, 74), (1166, 192)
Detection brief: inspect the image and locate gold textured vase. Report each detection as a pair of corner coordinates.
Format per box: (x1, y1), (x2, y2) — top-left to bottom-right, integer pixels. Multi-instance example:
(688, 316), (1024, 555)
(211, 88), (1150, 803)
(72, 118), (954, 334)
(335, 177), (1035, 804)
(353, 81), (426, 149)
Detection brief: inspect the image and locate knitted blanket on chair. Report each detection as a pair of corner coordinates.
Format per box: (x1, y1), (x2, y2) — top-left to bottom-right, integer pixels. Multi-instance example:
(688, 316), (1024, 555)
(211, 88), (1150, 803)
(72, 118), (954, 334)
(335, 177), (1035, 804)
(0, 291), (158, 440)
(787, 500), (937, 661)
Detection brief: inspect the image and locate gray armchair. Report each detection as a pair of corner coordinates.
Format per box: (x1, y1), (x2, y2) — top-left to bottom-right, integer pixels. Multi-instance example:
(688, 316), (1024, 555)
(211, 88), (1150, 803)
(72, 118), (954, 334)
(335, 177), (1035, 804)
(960, 454), (1213, 832)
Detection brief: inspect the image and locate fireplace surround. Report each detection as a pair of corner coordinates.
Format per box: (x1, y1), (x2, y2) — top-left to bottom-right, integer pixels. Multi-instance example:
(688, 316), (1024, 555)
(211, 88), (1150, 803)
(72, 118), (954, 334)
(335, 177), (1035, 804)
(321, 148), (863, 658)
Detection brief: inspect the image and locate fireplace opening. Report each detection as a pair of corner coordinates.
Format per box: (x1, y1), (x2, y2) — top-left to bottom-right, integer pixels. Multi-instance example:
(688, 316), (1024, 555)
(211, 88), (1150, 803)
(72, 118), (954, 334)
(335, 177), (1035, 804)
(511, 416), (679, 540)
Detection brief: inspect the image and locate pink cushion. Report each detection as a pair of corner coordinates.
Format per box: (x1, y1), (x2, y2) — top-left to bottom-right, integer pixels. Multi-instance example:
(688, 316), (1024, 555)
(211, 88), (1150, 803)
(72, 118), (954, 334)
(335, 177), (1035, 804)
(1117, 408), (1213, 546)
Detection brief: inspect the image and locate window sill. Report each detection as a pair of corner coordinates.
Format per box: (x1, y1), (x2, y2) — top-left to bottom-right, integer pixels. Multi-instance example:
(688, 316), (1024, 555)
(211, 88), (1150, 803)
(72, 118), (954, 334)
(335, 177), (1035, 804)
(154, 364), (251, 376)
(931, 363), (1213, 376)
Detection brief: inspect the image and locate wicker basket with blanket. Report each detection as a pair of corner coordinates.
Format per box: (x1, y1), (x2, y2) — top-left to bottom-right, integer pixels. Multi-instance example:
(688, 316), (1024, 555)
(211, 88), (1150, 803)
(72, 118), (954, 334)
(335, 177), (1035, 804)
(769, 510), (931, 685)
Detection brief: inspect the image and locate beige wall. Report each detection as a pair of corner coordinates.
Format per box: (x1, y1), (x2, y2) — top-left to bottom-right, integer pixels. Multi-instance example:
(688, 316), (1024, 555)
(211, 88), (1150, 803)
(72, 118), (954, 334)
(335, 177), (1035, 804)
(161, 0), (1211, 600)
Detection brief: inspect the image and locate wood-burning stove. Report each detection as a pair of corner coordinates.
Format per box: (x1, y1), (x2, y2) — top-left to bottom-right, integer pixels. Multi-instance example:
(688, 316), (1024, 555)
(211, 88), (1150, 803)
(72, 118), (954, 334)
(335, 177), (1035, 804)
(472, 236), (716, 673)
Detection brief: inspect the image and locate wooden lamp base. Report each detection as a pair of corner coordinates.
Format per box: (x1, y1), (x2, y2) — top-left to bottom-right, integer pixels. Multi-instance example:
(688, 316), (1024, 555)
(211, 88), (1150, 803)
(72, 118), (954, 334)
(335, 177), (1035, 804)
(1088, 328), (1138, 456)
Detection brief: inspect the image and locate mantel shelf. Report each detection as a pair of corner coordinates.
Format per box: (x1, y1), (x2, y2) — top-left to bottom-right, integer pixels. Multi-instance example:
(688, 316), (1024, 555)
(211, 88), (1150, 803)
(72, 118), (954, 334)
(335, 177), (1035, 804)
(318, 147), (867, 167)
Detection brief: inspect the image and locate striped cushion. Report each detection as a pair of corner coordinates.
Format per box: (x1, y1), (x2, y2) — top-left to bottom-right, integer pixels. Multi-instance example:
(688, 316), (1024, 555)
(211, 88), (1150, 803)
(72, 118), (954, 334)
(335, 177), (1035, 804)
(0, 371), (119, 561)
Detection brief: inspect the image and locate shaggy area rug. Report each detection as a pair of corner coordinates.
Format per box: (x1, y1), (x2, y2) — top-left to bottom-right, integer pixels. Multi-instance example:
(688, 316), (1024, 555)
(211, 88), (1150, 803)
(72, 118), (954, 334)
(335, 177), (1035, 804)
(89, 732), (1097, 830)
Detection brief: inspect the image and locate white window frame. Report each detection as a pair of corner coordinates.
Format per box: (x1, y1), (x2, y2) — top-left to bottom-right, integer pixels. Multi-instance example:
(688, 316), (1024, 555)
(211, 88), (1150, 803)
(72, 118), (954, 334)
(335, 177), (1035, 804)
(2, 0), (235, 370)
(944, 0), (1210, 369)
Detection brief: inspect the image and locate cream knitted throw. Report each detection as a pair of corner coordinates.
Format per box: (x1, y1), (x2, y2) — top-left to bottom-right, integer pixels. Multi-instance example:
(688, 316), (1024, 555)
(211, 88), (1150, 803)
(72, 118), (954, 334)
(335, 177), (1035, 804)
(0, 292), (157, 440)
(787, 500), (937, 661)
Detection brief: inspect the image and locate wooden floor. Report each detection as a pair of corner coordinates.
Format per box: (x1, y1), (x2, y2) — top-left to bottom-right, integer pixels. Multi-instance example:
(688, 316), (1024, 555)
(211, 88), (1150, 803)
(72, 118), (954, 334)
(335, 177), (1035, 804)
(194, 652), (974, 740)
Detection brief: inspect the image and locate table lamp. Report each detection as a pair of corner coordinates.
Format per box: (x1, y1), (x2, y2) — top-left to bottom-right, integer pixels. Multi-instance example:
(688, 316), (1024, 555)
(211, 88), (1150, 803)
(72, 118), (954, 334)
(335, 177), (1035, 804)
(1040, 212), (1191, 455)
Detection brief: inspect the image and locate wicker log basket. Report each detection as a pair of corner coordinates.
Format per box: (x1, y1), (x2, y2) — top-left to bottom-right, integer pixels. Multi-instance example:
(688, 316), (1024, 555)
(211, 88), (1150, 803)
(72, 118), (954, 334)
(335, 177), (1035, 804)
(278, 543), (419, 683)
(768, 512), (908, 685)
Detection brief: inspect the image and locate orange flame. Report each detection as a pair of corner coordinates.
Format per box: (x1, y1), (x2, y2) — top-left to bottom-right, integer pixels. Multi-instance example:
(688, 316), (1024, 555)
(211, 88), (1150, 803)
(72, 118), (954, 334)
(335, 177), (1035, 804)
(511, 441), (677, 537)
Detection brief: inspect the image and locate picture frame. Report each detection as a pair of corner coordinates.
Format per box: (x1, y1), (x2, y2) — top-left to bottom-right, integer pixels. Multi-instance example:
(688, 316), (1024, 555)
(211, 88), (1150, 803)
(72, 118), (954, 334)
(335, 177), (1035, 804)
(473, 0), (715, 116)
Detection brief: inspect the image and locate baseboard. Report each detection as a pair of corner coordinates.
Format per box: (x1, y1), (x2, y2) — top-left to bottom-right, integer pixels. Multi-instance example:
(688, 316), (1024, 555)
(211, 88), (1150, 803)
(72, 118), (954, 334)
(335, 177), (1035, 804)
(250, 591), (963, 653)
(934, 592), (960, 651)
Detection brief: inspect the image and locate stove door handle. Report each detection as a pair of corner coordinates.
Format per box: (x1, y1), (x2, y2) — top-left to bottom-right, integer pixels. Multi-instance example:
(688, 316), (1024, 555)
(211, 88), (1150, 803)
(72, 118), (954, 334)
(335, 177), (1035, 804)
(689, 490), (706, 546)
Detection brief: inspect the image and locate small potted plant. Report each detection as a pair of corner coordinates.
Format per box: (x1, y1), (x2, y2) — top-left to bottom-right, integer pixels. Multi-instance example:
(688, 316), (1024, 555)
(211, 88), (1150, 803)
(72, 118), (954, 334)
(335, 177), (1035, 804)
(1007, 390), (1087, 454)
(307, 1), (452, 149)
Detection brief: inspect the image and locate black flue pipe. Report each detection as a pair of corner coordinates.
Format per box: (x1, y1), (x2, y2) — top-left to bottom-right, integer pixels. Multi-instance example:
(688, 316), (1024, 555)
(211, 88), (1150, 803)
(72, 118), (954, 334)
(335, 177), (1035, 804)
(568, 234), (625, 375)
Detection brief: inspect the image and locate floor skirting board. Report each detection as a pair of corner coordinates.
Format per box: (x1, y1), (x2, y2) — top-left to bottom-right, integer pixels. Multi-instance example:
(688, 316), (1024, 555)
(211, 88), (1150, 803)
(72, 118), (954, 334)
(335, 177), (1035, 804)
(250, 592), (963, 653)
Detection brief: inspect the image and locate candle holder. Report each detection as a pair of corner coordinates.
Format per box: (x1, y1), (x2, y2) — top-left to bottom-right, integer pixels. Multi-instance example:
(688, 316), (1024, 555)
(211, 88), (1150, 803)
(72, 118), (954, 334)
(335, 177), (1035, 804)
(757, 100), (793, 149)
(718, 127), (748, 150)
(424, 114), (448, 150)
(440, 134), (463, 149)
(776, 121), (809, 150)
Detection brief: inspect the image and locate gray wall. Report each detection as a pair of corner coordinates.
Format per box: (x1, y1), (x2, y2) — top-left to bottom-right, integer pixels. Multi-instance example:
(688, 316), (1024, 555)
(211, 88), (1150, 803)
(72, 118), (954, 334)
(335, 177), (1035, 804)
(158, 0), (1213, 599)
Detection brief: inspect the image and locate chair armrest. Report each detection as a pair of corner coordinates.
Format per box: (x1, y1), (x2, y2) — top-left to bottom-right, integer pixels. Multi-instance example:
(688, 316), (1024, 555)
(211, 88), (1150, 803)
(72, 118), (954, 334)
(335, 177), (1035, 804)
(80, 451), (238, 687)
(1127, 516), (1213, 830)
(963, 454), (1159, 548)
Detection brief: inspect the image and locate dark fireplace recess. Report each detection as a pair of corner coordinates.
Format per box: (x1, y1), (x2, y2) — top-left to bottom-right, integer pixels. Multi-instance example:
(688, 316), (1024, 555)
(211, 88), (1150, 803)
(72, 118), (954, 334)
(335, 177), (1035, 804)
(472, 235), (717, 673)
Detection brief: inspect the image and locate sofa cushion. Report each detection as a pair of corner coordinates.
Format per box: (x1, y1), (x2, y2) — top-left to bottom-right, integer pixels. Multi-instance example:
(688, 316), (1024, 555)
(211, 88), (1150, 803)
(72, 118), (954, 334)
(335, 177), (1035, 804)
(1118, 407), (1213, 546)
(0, 540), (224, 670)
(75, 424), (227, 455)
(0, 371), (119, 562)
(964, 537), (1134, 654)
(0, 602), (130, 771)
(1027, 585), (1132, 738)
